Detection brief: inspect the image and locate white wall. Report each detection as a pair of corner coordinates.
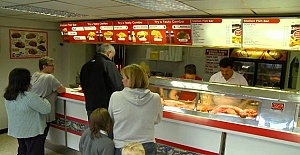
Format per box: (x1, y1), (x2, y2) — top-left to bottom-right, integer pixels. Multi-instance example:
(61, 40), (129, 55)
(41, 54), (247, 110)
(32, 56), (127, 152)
(125, 45), (218, 81)
(0, 17), (91, 130)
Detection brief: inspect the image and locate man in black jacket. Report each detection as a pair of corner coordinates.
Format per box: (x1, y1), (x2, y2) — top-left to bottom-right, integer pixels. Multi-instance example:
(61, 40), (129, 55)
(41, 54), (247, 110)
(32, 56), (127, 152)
(80, 44), (124, 119)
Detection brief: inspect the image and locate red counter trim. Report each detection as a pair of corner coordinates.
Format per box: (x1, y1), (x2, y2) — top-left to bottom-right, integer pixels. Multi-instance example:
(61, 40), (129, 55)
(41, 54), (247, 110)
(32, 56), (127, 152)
(51, 123), (83, 136)
(66, 115), (89, 125)
(163, 111), (300, 144)
(59, 93), (85, 101)
(156, 138), (219, 155)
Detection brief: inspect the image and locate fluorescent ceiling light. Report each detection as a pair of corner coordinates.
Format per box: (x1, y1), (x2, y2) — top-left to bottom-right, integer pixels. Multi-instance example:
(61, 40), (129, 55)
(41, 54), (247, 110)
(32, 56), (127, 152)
(1, 5), (89, 18)
(115, 0), (197, 12)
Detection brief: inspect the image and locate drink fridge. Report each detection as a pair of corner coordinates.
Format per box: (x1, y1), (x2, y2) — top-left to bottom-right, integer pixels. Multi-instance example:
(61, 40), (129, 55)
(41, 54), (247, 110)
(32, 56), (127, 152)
(230, 49), (288, 89)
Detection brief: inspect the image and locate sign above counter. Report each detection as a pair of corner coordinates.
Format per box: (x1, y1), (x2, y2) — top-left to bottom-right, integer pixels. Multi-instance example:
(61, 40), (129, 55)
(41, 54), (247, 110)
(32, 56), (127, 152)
(191, 18), (241, 48)
(113, 20), (150, 44)
(148, 19), (192, 45)
(242, 18), (300, 50)
(60, 22), (86, 43)
(59, 17), (300, 50)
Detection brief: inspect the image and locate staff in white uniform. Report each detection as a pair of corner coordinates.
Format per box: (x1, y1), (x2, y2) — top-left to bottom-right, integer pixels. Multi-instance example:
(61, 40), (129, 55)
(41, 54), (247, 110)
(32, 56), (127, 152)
(209, 57), (248, 86)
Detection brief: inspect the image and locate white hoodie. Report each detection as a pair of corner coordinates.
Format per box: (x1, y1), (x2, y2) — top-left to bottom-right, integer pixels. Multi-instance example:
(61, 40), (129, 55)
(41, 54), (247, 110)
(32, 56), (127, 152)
(108, 87), (163, 148)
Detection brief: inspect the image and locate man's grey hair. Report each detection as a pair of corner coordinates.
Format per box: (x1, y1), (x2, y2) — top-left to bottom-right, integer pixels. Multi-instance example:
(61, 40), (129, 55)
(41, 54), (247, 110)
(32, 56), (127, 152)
(39, 56), (54, 70)
(97, 44), (115, 54)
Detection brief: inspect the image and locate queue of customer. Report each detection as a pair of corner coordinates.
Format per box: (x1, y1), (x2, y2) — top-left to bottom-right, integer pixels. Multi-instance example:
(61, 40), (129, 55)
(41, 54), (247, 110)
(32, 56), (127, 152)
(3, 43), (249, 155)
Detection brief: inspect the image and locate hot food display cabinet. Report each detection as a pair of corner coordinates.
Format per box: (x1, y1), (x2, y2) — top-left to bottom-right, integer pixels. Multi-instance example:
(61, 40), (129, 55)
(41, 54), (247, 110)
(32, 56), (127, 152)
(150, 76), (300, 155)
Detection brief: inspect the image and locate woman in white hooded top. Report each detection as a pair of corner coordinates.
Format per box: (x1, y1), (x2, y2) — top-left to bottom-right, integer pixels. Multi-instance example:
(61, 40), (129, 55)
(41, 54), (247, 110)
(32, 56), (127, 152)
(108, 64), (163, 155)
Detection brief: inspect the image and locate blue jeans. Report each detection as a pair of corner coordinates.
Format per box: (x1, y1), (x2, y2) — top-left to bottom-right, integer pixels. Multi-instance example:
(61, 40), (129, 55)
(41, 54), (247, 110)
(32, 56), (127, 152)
(115, 142), (157, 155)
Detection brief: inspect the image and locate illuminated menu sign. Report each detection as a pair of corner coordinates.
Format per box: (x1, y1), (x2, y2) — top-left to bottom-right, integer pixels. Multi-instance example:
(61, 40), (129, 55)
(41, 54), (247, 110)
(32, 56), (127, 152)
(99, 21), (115, 43)
(59, 22), (86, 43)
(242, 18), (300, 50)
(148, 19), (192, 45)
(113, 20), (150, 44)
(83, 22), (100, 42)
(192, 19), (241, 47)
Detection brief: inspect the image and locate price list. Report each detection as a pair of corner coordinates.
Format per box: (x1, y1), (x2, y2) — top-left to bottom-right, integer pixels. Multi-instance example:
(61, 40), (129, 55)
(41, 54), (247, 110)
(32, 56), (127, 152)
(242, 18), (292, 49)
(59, 22), (86, 43)
(192, 19), (241, 47)
(205, 49), (229, 75)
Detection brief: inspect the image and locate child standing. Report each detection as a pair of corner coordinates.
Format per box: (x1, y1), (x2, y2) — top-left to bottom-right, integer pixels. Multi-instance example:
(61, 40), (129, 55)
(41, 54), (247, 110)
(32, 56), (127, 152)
(122, 142), (145, 155)
(79, 108), (114, 155)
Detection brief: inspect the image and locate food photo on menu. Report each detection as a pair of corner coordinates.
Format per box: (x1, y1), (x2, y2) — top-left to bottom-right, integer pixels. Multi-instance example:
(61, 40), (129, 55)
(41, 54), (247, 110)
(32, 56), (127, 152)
(10, 29), (47, 58)
(230, 48), (287, 61)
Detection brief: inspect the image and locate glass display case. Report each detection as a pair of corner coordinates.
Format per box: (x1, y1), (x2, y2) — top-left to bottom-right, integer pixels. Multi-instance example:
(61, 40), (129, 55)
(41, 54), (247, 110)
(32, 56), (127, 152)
(150, 76), (300, 132)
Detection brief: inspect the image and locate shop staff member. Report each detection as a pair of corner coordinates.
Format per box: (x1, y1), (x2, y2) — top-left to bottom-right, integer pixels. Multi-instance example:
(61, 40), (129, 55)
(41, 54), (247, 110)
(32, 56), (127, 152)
(80, 44), (124, 120)
(169, 64), (202, 101)
(209, 57), (248, 86)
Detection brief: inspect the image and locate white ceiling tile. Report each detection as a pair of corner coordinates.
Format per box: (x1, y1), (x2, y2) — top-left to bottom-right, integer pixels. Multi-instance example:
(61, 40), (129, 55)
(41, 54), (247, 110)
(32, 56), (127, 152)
(99, 14), (135, 19)
(1, 0), (49, 4)
(253, 7), (300, 14)
(58, 0), (126, 8)
(31, 1), (88, 11)
(185, 0), (247, 10)
(0, 8), (32, 16)
(0, 1), (17, 6)
(244, 0), (300, 8)
(203, 9), (254, 15)
(100, 6), (152, 14)
(129, 12), (170, 17)
(163, 10), (209, 16)
(69, 8), (117, 16)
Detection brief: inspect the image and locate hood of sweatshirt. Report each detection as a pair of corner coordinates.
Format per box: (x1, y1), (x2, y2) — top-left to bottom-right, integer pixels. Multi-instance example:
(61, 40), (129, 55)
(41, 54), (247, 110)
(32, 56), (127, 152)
(120, 87), (154, 106)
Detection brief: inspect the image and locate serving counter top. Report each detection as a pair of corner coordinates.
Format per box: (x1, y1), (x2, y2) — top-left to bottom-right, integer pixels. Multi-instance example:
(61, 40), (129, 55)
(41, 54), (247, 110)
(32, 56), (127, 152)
(54, 89), (300, 155)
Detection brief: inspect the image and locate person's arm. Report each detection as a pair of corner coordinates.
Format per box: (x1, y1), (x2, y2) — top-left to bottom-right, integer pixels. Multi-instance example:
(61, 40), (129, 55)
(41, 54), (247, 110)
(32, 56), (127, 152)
(106, 62), (124, 91)
(155, 95), (163, 125)
(169, 89), (178, 100)
(56, 85), (66, 93)
(28, 93), (51, 114)
(108, 95), (115, 123)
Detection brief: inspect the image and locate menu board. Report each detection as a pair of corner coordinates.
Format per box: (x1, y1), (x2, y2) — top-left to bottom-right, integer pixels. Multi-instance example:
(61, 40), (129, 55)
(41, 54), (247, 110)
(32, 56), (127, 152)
(148, 19), (192, 45)
(83, 22), (100, 42)
(10, 29), (48, 59)
(99, 21), (115, 43)
(59, 22), (86, 43)
(242, 18), (300, 50)
(113, 20), (150, 44)
(192, 19), (241, 47)
(205, 49), (229, 74)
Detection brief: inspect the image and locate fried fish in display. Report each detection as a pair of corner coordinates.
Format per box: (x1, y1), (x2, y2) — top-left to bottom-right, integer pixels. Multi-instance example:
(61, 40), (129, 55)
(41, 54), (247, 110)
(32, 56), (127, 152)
(38, 45), (46, 51)
(29, 41), (37, 47)
(11, 32), (21, 38)
(15, 41), (25, 48)
(26, 33), (36, 39)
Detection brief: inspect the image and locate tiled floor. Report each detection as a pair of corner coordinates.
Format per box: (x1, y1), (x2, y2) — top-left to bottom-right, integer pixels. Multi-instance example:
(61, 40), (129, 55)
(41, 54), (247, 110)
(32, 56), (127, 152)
(0, 133), (80, 155)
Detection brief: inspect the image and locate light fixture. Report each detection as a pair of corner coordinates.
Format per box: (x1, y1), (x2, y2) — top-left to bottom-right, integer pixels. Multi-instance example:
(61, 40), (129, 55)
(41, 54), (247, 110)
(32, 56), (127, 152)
(115, 0), (197, 12)
(1, 5), (89, 18)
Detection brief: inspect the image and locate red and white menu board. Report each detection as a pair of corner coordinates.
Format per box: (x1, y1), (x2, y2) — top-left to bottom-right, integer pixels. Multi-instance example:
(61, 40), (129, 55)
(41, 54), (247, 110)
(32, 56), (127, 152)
(83, 21), (115, 43)
(192, 19), (241, 47)
(113, 20), (149, 44)
(83, 22), (100, 42)
(148, 19), (192, 45)
(99, 21), (115, 43)
(242, 18), (300, 50)
(59, 22), (86, 43)
(205, 49), (229, 75)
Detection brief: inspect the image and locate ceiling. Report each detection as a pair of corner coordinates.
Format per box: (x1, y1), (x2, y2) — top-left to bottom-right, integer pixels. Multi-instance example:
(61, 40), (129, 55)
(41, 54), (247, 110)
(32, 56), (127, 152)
(0, 0), (300, 23)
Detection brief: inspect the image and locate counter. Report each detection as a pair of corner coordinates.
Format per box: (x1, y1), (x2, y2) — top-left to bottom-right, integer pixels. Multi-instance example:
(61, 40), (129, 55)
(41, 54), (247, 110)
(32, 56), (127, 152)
(47, 87), (300, 155)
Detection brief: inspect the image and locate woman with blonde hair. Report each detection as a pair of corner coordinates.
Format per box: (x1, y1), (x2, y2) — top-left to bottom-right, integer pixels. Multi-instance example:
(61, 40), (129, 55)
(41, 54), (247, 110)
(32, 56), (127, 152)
(122, 142), (145, 155)
(79, 108), (114, 155)
(108, 64), (163, 155)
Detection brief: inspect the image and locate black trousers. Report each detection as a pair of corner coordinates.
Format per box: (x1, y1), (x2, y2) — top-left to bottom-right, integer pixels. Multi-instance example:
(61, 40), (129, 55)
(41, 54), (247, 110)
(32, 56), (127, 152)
(17, 122), (51, 155)
(17, 134), (45, 155)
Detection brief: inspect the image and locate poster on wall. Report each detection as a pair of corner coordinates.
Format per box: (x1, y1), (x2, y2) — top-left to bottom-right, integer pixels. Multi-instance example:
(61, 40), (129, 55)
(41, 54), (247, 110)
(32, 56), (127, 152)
(10, 29), (48, 59)
(205, 49), (229, 75)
